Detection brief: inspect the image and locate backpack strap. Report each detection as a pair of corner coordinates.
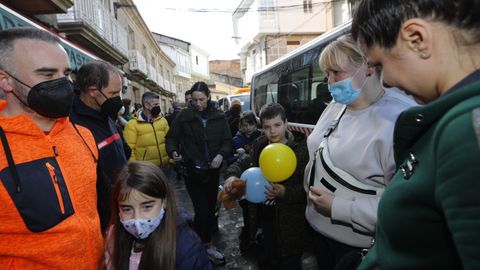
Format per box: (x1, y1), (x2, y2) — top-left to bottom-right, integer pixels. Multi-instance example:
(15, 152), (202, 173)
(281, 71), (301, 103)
(323, 105), (347, 138)
(71, 123), (98, 163)
(309, 105), (346, 186)
(0, 126), (21, 193)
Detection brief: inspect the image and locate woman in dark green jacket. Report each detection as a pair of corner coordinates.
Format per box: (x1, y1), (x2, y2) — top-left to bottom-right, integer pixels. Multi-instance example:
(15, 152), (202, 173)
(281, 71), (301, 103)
(351, 0), (480, 269)
(165, 81), (232, 265)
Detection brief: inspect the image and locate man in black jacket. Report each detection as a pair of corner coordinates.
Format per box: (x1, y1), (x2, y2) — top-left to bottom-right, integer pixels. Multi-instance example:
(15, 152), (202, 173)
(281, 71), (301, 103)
(166, 101), (181, 125)
(70, 60), (127, 232)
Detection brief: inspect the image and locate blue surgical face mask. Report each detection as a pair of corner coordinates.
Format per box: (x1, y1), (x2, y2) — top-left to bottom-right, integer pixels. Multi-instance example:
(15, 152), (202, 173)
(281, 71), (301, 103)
(120, 208), (165, 239)
(328, 67), (368, 105)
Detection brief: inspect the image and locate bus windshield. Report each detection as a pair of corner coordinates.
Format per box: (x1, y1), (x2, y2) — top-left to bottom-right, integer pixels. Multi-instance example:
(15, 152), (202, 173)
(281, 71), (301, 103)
(251, 22), (350, 130)
(252, 46), (331, 125)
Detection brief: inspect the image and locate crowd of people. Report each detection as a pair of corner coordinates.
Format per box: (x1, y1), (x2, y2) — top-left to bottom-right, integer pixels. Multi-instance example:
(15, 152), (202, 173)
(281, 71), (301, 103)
(0, 0), (479, 269)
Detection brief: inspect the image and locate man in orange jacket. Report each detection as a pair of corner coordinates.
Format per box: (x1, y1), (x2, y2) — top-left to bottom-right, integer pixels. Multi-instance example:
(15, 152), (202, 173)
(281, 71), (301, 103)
(0, 28), (103, 269)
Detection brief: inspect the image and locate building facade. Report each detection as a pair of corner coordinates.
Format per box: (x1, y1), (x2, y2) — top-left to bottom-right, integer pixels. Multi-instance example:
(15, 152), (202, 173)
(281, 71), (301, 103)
(153, 33), (193, 104)
(113, 0), (176, 112)
(0, 0), (179, 113)
(209, 60), (242, 79)
(0, 1), (97, 71)
(232, 0), (351, 84)
(190, 44), (210, 83)
(208, 60), (243, 100)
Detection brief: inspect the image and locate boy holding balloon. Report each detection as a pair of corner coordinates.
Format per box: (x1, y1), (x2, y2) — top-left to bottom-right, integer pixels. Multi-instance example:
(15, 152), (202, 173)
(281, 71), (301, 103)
(224, 103), (312, 270)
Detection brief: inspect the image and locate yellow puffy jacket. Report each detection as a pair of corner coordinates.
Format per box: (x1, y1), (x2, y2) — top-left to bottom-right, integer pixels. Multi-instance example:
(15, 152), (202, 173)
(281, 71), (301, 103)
(124, 111), (170, 166)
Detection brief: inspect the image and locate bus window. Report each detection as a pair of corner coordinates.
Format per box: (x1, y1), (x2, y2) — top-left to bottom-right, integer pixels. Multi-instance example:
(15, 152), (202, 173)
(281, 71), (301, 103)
(251, 21), (350, 134)
(267, 84), (277, 104)
(218, 98), (225, 111)
(286, 66), (311, 123)
(252, 49), (331, 125)
(253, 69), (280, 112)
(307, 57), (331, 123)
(276, 59), (330, 125)
(277, 80), (295, 122)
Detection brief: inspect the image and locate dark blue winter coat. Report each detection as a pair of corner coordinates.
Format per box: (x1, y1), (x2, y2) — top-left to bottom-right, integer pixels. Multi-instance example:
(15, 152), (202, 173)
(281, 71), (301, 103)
(69, 95), (128, 231)
(175, 213), (214, 270)
(232, 129), (262, 151)
(70, 95), (128, 181)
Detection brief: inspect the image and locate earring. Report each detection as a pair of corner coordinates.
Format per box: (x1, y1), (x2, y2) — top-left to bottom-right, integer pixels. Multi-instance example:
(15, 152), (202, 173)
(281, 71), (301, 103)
(419, 51), (429, 59)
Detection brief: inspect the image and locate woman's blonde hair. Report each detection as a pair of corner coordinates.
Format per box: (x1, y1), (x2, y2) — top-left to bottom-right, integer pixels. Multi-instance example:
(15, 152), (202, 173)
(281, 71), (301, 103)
(319, 34), (365, 72)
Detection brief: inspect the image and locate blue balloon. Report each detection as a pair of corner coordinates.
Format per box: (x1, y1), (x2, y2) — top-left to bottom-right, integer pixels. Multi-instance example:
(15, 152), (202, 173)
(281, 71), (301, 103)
(241, 167), (271, 203)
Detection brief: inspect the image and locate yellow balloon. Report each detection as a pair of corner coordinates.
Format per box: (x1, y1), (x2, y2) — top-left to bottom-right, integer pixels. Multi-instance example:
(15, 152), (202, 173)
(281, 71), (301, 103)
(259, 143), (297, 182)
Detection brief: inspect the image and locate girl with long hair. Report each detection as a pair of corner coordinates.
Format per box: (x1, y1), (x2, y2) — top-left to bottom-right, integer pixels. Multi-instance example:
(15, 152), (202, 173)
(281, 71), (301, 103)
(105, 161), (213, 270)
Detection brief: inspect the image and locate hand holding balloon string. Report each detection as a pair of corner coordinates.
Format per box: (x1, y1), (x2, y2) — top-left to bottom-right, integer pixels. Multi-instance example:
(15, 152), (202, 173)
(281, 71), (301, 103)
(224, 143), (297, 204)
(223, 176), (246, 200)
(265, 183), (285, 199)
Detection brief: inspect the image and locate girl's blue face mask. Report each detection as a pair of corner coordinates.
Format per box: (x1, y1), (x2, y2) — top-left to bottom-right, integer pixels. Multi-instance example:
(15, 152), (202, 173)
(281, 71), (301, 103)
(328, 66), (368, 105)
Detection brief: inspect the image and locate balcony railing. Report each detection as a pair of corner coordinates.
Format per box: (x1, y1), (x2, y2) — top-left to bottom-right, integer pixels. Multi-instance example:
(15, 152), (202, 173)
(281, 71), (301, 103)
(157, 73), (164, 89)
(170, 82), (177, 94)
(57, 0), (128, 56)
(147, 65), (157, 83)
(128, 50), (147, 76)
(163, 80), (171, 92)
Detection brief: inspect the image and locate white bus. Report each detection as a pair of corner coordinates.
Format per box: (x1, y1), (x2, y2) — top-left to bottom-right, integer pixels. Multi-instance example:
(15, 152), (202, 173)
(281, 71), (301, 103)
(251, 21), (351, 136)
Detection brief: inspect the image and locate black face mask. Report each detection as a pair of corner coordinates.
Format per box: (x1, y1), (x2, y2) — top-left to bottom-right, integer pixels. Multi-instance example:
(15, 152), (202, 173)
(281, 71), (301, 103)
(10, 74), (74, 118)
(151, 106), (161, 118)
(98, 91), (123, 120)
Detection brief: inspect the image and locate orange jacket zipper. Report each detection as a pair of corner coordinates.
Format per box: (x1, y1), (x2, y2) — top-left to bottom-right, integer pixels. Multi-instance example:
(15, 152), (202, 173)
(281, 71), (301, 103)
(46, 162), (65, 214)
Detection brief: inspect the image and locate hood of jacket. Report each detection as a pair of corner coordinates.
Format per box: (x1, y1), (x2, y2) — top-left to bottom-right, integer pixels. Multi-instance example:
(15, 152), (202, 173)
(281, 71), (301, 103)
(133, 109), (164, 123)
(0, 107), (70, 138)
(176, 103), (224, 122)
(71, 95), (108, 122)
(255, 129), (303, 148)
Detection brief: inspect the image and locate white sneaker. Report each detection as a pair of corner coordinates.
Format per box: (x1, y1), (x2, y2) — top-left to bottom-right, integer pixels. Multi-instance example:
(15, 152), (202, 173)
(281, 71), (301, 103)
(206, 246), (225, 265)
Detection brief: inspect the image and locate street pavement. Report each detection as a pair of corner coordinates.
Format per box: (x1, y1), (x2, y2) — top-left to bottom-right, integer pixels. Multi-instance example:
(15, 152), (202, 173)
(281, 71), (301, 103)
(169, 172), (259, 270)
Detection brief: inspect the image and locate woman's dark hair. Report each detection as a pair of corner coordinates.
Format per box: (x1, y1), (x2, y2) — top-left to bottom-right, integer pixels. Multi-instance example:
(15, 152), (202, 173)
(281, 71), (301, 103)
(109, 161), (178, 270)
(122, 98), (131, 107)
(190, 81), (210, 98)
(351, 0), (480, 50)
(239, 111), (258, 126)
